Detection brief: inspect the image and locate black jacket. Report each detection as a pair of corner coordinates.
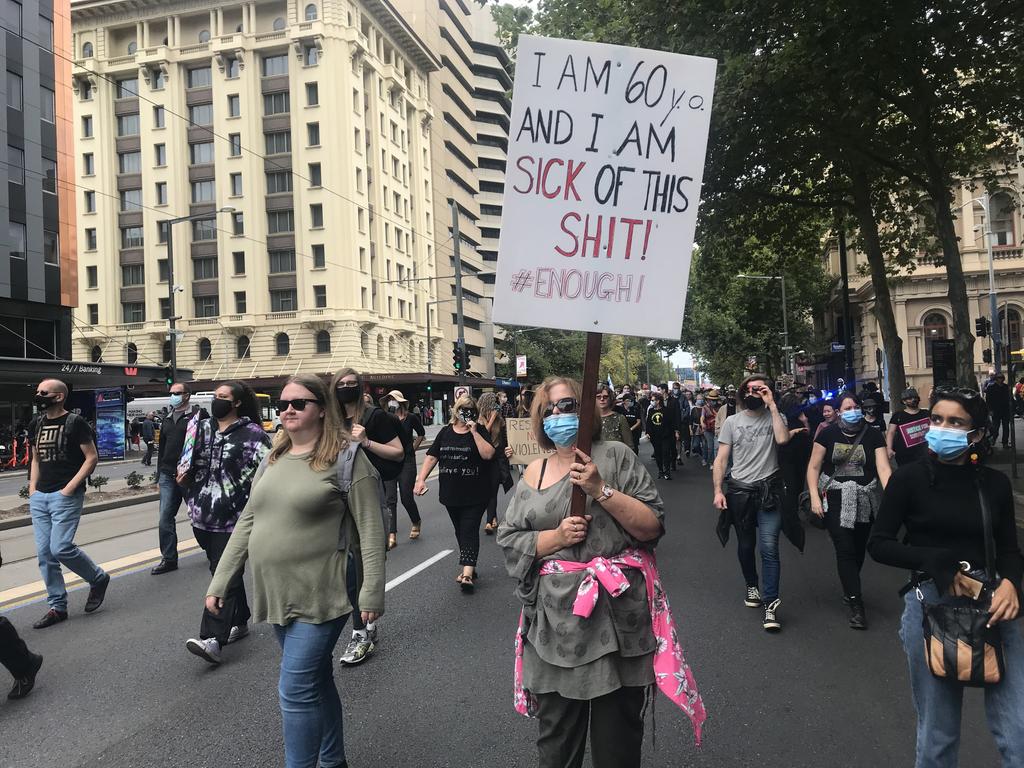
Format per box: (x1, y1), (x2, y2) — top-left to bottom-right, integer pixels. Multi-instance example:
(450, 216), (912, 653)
(157, 407), (207, 474)
(717, 471), (805, 553)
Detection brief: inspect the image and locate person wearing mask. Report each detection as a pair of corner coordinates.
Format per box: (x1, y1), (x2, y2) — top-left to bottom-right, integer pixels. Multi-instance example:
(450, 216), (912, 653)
(499, 391), (516, 419)
(27, 379), (109, 628)
(152, 382), (204, 576)
(645, 391), (676, 480)
(886, 388), (931, 467)
(802, 388), (825, 436)
(379, 390), (424, 549)
(596, 384), (632, 448)
(869, 387), (1024, 765)
(689, 395), (705, 465)
(184, 381), (272, 664)
(414, 395), (496, 590)
(619, 392), (643, 453)
(986, 373), (1012, 448)
(861, 397), (887, 436)
(713, 376), (796, 632)
(660, 385), (681, 469)
(496, 376), (705, 765)
(332, 368), (403, 667)
(814, 400), (838, 439)
(478, 392), (513, 535)
(140, 413), (156, 466)
(806, 392), (892, 629)
(715, 388), (738, 443)
(205, 375), (384, 768)
(1, 546), (44, 697)
(699, 390), (721, 469)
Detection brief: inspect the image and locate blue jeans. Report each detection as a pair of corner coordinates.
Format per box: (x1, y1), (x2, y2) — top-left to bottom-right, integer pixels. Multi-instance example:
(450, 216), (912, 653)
(157, 472), (183, 563)
(735, 505), (782, 603)
(900, 583), (1024, 767)
(29, 489), (106, 612)
(273, 615), (350, 768)
(702, 430), (716, 465)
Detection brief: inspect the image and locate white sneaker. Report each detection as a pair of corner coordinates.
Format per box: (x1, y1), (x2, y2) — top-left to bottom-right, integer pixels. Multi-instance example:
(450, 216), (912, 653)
(338, 635), (375, 666)
(185, 637), (222, 664)
(227, 624), (249, 644)
(763, 599), (782, 632)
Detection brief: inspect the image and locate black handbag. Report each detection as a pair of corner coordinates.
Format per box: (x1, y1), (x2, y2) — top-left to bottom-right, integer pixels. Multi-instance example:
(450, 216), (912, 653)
(918, 481), (1005, 687)
(798, 426), (869, 530)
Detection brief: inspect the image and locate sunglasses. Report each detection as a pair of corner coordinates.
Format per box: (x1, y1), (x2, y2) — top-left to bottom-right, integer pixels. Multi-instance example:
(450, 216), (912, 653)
(276, 398), (323, 413)
(543, 397), (579, 417)
(933, 386), (981, 400)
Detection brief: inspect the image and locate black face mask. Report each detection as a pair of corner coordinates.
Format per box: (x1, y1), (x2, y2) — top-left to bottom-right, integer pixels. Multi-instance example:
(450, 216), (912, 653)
(34, 394), (58, 410)
(335, 387), (360, 406)
(458, 408), (478, 423)
(211, 398), (235, 420)
(743, 395), (764, 411)
(904, 399), (920, 409)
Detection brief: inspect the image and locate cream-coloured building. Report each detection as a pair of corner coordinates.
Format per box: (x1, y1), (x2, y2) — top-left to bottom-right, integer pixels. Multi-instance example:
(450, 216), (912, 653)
(392, 0), (511, 377)
(819, 162), (1024, 393)
(70, 0), (442, 380)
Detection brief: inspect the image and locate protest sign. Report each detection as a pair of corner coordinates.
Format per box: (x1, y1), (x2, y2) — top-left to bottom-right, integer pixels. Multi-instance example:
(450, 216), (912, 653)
(507, 417), (554, 465)
(493, 35), (716, 339)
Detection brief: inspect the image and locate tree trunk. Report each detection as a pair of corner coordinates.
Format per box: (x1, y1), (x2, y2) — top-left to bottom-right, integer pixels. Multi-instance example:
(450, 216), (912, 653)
(849, 169), (908, 409)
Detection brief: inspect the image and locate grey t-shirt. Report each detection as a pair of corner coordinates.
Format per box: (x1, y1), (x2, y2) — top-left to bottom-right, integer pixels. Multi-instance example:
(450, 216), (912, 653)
(718, 408), (784, 483)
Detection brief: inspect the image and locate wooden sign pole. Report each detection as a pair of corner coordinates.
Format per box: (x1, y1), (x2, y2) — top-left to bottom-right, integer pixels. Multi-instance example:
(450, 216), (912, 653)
(570, 332), (603, 518)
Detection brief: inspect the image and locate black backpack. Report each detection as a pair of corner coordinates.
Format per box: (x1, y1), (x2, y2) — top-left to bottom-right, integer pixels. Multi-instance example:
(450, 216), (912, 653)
(360, 405), (404, 481)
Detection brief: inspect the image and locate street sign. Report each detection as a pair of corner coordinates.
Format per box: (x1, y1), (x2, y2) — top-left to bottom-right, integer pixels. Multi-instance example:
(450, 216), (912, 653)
(492, 34), (717, 340)
(516, 354), (528, 377)
(831, 342), (846, 353)
(931, 339), (956, 386)
(454, 385), (470, 401)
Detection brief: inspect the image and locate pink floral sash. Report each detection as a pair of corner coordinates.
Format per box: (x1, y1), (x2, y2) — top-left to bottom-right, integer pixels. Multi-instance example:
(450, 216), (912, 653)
(513, 547), (706, 746)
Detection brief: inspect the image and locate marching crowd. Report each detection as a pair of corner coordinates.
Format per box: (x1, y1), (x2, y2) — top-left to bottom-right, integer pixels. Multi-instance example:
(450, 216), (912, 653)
(1, 368), (1022, 768)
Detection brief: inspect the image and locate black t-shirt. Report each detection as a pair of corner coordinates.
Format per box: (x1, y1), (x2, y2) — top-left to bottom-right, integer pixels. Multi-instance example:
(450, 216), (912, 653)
(426, 423), (492, 506)
(345, 406), (401, 478)
(889, 409), (931, 465)
(397, 412), (425, 456)
(815, 423), (886, 486)
(33, 413), (94, 493)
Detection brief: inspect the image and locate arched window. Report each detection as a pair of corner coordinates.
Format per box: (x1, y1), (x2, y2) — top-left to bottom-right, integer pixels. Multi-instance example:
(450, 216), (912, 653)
(999, 308), (1022, 356)
(376, 334), (384, 359)
(126, 343), (138, 364)
(161, 340), (171, 363)
(304, 4), (318, 21)
(198, 30), (210, 43)
(388, 336), (396, 360)
(237, 335), (251, 359)
(198, 338), (212, 361)
(418, 341), (424, 364)
(360, 333), (369, 356)
(991, 192), (1016, 247)
(275, 332), (290, 356)
(272, 17), (286, 31)
(315, 330), (331, 354)
(923, 312), (948, 368)
(127, 41), (137, 54)
(82, 42), (93, 58)
(90, 345), (102, 362)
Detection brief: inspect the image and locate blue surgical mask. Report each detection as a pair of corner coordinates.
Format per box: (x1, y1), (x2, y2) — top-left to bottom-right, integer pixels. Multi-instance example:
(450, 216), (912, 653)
(169, 393), (183, 408)
(840, 408), (863, 425)
(696, 399), (705, 406)
(925, 426), (971, 461)
(543, 413), (579, 447)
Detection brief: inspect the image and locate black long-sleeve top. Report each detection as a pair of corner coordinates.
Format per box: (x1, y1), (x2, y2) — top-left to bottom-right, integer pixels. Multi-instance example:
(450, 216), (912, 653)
(868, 457), (1024, 596)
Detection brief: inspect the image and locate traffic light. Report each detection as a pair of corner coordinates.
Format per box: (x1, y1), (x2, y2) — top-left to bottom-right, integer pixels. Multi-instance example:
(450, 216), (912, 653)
(426, 379), (432, 393)
(976, 317), (989, 337)
(163, 366), (174, 386)
(452, 341), (462, 371)
(983, 348), (993, 363)
(464, 349), (471, 372)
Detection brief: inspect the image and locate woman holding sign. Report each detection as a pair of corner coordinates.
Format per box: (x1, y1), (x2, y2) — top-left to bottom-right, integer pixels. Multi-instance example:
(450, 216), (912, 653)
(497, 376), (705, 766)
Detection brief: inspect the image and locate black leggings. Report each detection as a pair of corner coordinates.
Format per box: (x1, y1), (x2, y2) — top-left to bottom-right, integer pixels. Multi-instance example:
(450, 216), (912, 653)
(384, 455), (421, 534)
(536, 686), (646, 768)
(824, 491), (872, 598)
(446, 504), (486, 566)
(194, 527), (251, 644)
(651, 436), (674, 474)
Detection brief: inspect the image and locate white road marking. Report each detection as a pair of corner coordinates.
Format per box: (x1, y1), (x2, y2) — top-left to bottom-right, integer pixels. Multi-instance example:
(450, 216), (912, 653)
(385, 549), (452, 592)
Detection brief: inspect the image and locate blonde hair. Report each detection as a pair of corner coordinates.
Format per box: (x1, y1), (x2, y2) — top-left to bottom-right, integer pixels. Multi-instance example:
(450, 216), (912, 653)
(449, 394), (478, 425)
(331, 367), (366, 424)
(531, 376), (602, 450)
(267, 374), (350, 471)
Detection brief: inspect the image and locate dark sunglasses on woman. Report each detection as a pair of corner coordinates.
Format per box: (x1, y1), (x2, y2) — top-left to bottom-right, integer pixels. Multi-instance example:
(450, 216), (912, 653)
(543, 397), (579, 417)
(276, 398), (322, 413)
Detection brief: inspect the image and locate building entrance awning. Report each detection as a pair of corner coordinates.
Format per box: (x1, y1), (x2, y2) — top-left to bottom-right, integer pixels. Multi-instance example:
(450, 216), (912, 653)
(0, 357), (192, 390)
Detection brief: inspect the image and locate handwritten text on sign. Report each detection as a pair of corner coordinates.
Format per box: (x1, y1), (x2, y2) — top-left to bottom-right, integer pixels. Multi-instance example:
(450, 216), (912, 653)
(507, 418), (554, 465)
(493, 36), (716, 339)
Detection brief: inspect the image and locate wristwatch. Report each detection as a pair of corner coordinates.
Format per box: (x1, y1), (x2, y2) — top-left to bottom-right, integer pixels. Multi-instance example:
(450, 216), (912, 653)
(596, 484), (615, 503)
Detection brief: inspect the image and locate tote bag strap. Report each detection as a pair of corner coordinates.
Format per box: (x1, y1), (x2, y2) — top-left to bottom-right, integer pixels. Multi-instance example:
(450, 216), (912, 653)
(975, 477), (998, 582)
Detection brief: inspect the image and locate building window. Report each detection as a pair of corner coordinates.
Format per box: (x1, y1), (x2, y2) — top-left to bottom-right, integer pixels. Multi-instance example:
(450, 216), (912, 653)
(118, 151), (141, 173)
(267, 210), (294, 234)
(275, 332), (290, 356)
(315, 329), (330, 354)
(121, 264), (144, 286)
(236, 335), (251, 358)
(119, 188), (142, 211)
(193, 256), (218, 280)
(272, 17), (286, 31)
(162, 340), (171, 362)
(312, 244), (325, 268)
(39, 14), (52, 50)
(263, 91), (289, 115)
(306, 82), (319, 106)
(1000, 308), (1022, 354)
(229, 133), (242, 157)
(87, 303), (98, 324)
(81, 41), (92, 58)
(234, 291), (246, 313)
(158, 258), (168, 281)
(81, 151), (93, 176)
(42, 158), (56, 193)
(198, 29), (210, 43)
(233, 251), (245, 275)
(159, 298), (170, 318)
(43, 231), (58, 265)
(192, 219), (216, 241)
(80, 81), (93, 100)
(154, 143), (166, 166)
(154, 182), (167, 205)
(122, 302), (145, 323)
(269, 249), (296, 273)
(313, 285), (326, 308)
(86, 265), (98, 288)
(266, 170), (293, 193)
(270, 289), (297, 313)
(303, 45), (319, 67)
(923, 312), (948, 369)
(5, 71), (21, 110)
(84, 190), (95, 212)
(265, 131), (291, 155)
(231, 212), (244, 234)
(229, 173), (242, 197)
(198, 338), (212, 360)
(90, 345), (102, 363)
(194, 296), (219, 317)
(7, 145), (23, 183)
(304, 3), (317, 21)
(157, 221), (169, 243)
(307, 122), (320, 146)
(40, 86), (54, 121)
(262, 54), (288, 77)
(191, 179), (215, 203)
(187, 67), (212, 88)
(116, 77), (139, 98)
(81, 115), (93, 137)
(121, 226), (144, 249)
(153, 105), (165, 128)
(310, 203), (324, 228)
(227, 93), (240, 117)
(8, 221), (24, 259)
(991, 192), (1016, 247)
(151, 70), (166, 90)
(189, 103), (213, 126)
(227, 58), (241, 79)
(190, 142), (214, 164)
(84, 228), (97, 250)
(116, 113), (139, 136)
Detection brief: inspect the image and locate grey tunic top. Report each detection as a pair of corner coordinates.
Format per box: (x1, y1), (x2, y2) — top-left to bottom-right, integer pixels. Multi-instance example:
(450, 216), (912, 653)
(497, 440), (665, 700)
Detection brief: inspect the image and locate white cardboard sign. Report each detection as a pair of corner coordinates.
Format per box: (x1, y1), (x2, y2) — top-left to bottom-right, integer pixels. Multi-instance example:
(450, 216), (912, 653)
(493, 35), (716, 339)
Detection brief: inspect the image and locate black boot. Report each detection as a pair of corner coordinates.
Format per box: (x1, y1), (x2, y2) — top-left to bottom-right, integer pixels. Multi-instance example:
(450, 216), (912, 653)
(845, 597), (867, 630)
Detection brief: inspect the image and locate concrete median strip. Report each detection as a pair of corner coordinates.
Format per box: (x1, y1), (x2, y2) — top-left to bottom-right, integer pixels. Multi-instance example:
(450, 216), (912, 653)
(0, 492), (160, 531)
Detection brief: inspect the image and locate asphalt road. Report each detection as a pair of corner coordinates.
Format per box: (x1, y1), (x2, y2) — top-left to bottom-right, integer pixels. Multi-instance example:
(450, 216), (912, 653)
(0, 448), (1008, 768)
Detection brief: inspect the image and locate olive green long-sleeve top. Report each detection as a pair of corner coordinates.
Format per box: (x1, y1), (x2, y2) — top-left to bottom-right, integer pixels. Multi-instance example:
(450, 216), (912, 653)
(208, 449), (385, 625)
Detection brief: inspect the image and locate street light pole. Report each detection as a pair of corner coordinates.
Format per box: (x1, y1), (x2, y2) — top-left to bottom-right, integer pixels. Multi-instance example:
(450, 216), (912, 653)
(984, 194), (1000, 374)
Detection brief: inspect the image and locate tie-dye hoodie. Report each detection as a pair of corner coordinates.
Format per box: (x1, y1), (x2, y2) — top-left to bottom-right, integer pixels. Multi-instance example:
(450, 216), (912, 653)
(185, 417), (272, 533)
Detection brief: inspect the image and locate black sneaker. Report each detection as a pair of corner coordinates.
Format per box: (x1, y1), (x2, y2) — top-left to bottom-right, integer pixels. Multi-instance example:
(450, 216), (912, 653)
(763, 599), (781, 632)
(845, 597), (867, 630)
(84, 573), (111, 613)
(7, 653), (43, 699)
(744, 586), (762, 608)
(32, 609), (67, 629)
